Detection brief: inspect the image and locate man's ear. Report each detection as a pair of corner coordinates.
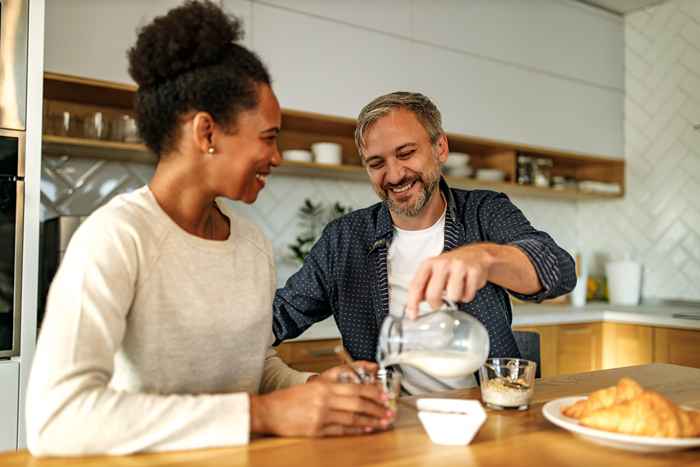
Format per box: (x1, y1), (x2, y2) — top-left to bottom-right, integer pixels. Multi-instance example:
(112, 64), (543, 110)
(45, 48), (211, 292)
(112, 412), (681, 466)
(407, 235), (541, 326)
(192, 112), (216, 155)
(435, 134), (449, 163)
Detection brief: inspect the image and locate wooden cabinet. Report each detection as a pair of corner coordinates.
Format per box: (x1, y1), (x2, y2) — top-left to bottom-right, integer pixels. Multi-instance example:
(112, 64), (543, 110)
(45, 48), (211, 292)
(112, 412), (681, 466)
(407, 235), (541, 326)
(41, 72), (625, 202)
(556, 323), (603, 375)
(601, 322), (653, 369)
(276, 339), (342, 374)
(512, 324), (558, 378)
(513, 323), (602, 377)
(514, 322), (700, 378)
(653, 327), (700, 368)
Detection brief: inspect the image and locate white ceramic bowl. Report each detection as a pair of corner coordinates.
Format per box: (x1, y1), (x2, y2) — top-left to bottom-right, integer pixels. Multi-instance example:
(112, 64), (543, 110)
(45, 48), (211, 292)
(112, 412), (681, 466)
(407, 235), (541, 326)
(475, 168), (506, 182)
(282, 149), (312, 162)
(444, 152), (470, 169)
(416, 398), (487, 446)
(311, 142), (342, 165)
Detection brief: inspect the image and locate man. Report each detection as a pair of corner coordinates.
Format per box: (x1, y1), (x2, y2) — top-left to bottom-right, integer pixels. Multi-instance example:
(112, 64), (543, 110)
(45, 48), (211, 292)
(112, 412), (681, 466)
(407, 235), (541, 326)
(273, 92), (576, 390)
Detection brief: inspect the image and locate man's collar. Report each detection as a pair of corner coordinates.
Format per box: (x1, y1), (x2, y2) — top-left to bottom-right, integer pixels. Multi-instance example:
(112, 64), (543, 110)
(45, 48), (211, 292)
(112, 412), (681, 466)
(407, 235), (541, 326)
(372, 176), (456, 244)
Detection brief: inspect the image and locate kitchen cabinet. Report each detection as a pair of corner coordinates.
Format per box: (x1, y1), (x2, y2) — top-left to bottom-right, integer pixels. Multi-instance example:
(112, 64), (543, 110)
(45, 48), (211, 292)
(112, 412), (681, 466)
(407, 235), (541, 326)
(41, 73), (626, 202)
(512, 324), (559, 378)
(276, 339), (342, 373)
(601, 322), (653, 369)
(653, 327), (700, 368)
(514, 323), (603, 376)
(0, 360), (19, 451)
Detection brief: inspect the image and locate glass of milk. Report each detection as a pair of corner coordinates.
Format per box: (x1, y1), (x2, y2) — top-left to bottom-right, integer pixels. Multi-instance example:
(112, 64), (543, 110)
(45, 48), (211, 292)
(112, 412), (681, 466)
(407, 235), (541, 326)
(377, 301), (490, 390)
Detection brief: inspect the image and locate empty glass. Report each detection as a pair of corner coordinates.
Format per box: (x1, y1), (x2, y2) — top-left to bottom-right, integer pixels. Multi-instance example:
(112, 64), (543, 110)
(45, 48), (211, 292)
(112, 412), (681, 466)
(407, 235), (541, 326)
(83, 111), (108, 140)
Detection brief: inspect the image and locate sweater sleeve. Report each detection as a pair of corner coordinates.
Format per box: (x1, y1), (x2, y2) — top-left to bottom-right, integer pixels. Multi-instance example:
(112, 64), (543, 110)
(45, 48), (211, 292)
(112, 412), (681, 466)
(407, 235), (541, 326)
(25, 214), (251, 457)
(259, 260), (314, 393)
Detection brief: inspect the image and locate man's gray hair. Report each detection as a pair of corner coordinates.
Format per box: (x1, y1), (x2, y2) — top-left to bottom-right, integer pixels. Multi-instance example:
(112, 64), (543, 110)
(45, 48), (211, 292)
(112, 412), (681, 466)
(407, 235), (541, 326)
(354, 91), (444, 159)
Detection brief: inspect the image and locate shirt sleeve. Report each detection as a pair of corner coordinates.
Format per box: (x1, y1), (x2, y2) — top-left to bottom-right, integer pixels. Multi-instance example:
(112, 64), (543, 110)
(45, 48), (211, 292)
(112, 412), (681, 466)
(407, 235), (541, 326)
(272, 225), (335, 344)
(25, 215), (252, 457)
(477, 192), (577, 302)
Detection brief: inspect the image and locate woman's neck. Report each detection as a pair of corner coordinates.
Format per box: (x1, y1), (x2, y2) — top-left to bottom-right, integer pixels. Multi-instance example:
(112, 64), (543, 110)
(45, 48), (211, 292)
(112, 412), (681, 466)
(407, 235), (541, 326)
(148, 154), (229, 240)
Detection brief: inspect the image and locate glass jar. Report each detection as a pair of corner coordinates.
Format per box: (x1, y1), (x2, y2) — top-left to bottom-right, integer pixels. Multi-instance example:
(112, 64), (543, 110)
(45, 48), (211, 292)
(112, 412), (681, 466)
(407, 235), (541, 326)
(377, 301), (490, 382)
(532, 158), (553, 188)
(516, 155), (533, 185)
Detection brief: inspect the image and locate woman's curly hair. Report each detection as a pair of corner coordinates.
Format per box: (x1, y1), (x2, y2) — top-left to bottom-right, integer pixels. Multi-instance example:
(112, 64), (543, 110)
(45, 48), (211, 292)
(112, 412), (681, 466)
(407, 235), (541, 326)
(127, 0), (270, 156)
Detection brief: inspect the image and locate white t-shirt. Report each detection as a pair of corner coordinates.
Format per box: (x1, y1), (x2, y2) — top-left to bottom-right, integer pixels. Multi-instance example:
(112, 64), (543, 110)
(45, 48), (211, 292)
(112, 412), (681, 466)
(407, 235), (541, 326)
(26, 186), (310, 456)
(387, 210), (446, 318)
(386, 205), (476, 394)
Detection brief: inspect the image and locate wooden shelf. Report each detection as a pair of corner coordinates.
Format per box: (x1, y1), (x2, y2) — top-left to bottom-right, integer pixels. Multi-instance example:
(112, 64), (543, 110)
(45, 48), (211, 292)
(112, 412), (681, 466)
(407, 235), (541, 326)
(42, 72), (625, 201)
(42, 135), (157, 164)
(41, 136), (620, 201)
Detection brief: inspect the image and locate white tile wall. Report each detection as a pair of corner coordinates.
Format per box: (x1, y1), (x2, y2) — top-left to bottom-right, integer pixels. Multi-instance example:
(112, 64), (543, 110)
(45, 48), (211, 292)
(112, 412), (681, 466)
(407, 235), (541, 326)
(578, 0), (700, 301)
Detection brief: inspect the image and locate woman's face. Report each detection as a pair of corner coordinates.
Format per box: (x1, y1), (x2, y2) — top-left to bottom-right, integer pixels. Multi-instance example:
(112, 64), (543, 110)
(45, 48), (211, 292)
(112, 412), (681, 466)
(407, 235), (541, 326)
(209, 84), (282, 203)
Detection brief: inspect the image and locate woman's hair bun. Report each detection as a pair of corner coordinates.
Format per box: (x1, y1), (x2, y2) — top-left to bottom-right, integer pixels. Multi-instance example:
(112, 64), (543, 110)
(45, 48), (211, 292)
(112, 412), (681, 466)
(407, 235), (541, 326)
(128, 0), (243, 88)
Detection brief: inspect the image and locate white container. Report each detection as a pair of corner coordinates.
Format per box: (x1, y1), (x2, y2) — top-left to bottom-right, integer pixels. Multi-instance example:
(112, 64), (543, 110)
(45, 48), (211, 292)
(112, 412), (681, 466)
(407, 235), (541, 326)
(311, 142), (342, 165)
(570, 251), (587, 307)
(444, 152), (470, 169)
(605, 258), (642, 305)
(475, 168), (506, 182)
(416, 398), (487, 445)
(282, 149), (312, 162)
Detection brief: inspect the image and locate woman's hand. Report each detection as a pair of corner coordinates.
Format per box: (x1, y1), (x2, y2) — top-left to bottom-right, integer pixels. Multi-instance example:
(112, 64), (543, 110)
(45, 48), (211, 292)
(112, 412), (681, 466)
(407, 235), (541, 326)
(249, 379), (393, 437)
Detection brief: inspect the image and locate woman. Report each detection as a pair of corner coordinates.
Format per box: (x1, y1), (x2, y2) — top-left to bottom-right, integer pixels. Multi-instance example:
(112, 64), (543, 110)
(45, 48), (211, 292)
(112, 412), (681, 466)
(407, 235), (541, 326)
(26, 1), (392, 456)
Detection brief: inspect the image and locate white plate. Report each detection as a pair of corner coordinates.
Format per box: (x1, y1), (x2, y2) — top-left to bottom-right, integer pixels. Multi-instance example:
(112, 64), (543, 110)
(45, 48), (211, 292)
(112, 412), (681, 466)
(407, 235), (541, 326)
(542, 396), (700, 453)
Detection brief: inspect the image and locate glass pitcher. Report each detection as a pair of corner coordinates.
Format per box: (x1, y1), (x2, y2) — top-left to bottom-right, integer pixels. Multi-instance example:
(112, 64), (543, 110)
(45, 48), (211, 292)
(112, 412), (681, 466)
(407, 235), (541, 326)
(376, 301), (490, 388)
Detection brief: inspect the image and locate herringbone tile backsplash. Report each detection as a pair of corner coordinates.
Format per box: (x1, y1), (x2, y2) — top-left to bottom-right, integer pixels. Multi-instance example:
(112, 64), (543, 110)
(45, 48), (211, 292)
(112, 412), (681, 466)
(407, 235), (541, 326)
(39, 0), (700, 301)
(578, 0), (700, 301)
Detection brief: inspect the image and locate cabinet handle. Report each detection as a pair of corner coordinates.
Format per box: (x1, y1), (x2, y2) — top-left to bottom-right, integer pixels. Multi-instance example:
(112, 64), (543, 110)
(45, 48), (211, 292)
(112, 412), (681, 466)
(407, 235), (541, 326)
(306, 348), (338, 358)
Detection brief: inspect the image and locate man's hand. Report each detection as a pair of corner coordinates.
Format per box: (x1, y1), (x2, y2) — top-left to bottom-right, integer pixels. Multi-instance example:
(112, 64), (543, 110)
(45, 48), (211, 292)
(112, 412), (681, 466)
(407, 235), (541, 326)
(406, 243), (542, 319)
(406, 245), (492, 318)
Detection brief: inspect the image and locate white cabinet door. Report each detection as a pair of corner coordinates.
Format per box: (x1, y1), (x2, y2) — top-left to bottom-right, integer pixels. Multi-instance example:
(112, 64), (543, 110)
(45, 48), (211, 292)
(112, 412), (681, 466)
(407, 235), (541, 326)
(0, 361), (19, 452)
(406, 42), (623, 158)
(412, 0), (623, 91)
(252, 3), (415, 119)
(45, 0), (186, 84)
(256, 0), (411, 38)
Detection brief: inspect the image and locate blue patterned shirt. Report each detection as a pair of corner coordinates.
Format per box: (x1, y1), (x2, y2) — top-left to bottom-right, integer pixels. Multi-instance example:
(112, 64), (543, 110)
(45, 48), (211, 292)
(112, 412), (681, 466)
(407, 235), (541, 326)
(273, 178), (576, 361)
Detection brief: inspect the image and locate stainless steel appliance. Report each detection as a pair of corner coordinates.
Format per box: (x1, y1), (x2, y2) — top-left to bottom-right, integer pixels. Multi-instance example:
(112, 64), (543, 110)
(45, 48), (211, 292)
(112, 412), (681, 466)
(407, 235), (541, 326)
(0, 0), (29, 358)
(38, 216), (85, 326)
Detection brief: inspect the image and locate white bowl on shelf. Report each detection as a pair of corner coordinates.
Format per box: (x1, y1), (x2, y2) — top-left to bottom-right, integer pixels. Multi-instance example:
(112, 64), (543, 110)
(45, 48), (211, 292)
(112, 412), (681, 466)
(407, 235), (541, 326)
(475, 168), (506, 182)
(311, 142), (342, 165)
(444, 152), (470, 169)
(283, 149), (313, 162)
(447, 166), (473, 178)
(416, 398), (487, 446)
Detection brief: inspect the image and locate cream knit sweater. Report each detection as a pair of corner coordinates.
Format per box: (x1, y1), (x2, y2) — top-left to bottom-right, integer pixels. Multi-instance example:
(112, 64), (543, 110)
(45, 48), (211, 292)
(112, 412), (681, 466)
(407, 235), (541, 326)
(26, 186), (310, 456)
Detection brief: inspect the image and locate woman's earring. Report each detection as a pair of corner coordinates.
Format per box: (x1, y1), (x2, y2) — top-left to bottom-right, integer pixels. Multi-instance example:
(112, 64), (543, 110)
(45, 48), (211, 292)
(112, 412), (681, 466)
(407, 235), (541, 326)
(207, 147), (215, 155)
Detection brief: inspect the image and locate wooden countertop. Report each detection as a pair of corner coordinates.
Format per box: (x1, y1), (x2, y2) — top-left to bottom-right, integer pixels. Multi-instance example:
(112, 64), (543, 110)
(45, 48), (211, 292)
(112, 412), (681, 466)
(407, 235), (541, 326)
(3, 363), (699, 466)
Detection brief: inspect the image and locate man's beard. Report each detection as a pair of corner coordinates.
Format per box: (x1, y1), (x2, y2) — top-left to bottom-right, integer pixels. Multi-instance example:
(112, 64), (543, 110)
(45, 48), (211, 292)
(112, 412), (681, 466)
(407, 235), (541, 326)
(376, 165), (441, 217)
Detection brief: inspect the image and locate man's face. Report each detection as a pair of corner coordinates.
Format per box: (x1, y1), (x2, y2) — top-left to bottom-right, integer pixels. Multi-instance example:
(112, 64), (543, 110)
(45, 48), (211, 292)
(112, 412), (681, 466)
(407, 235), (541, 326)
(361, 108), (447, 217)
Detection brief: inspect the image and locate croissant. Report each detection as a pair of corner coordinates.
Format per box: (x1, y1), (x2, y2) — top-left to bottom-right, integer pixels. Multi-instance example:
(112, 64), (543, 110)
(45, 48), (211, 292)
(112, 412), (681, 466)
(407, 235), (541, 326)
(579, 390), (700, 438)
(562, 377), (643, 419)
